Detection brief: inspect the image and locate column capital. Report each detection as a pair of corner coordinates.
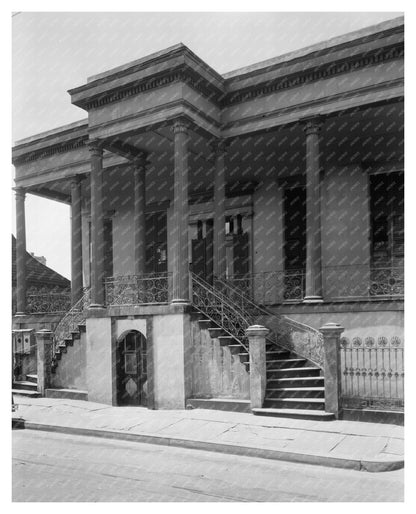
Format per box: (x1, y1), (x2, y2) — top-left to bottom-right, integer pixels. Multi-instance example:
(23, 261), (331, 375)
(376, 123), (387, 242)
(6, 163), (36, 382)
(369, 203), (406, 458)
(87, 139), (104, 157)
(210, 138), (229, 156)
(172, 118), (190, 135)
(303, 117), (323, 135)
(70, 175), (83, 187)
(14, 187), (26, 199)
(132, 151), (149, 168)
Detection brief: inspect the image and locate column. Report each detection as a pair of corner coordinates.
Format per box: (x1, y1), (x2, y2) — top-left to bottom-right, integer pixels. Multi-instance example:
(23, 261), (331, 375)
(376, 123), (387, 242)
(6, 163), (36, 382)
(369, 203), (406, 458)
(246, 325), (269, 409)
(36, 329), (53, 396)
(133, 153), (147, 276)
(172, 119), (190, 303)
(88, 140), (105, 308)
(212, 139), (227, 279)
(303, 118), (323, 302)
(320, 322), (344, 417)
(71, 176), (83, 305)
(15, 187), (27, 315)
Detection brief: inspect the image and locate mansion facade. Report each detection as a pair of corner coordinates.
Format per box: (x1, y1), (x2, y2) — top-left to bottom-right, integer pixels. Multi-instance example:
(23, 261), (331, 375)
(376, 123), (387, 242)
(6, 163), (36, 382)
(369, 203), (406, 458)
(12, 17), (404, 421)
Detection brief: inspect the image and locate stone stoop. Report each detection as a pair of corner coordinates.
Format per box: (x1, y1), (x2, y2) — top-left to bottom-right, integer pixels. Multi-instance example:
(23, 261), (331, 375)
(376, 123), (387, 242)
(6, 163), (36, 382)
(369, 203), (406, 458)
(45, 388), (88, 401)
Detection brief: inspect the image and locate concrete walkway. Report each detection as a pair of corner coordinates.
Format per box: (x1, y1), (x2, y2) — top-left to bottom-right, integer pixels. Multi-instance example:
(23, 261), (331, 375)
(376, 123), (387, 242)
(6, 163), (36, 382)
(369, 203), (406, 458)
(12, 396), (404, 472)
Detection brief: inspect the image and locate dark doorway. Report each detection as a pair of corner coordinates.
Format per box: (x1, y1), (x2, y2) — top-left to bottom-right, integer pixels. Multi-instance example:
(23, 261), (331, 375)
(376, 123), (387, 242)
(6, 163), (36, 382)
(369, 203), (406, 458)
(116, 330), (147, 406)
(191, 219), (214, 283)
(145, 211), (167, 273)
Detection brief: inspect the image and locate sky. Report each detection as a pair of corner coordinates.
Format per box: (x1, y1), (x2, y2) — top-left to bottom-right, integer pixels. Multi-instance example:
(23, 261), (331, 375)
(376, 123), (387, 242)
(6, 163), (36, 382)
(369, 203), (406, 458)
(11, 11), (403, 279)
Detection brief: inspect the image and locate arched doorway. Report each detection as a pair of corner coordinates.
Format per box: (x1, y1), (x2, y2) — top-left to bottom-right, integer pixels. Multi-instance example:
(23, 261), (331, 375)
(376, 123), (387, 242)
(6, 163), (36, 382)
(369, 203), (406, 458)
(116, 330), (147, 406)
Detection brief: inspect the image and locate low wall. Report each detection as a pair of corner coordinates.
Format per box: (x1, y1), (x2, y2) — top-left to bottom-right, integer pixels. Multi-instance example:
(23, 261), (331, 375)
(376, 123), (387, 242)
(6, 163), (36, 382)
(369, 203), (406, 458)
(50, 331), (87, 391)
(190, 318), (250, 400)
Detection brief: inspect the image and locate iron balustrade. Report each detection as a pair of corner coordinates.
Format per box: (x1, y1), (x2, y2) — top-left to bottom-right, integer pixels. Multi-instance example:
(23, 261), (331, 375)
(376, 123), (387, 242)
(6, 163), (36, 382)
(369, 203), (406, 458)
(26, 290), (71, 314)
(226, 270), (305, 305)
(214, 276), (324, 367)
(340, 335), (404, 411)
(53, 287), (91, 356)
(323, 265), (404, 300)
(104, 273), (172, 306)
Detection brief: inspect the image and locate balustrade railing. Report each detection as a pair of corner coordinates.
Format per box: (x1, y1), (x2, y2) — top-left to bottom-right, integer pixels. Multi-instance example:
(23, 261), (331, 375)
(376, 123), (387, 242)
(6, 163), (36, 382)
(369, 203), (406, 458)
(26, 290), (71, 314)
(323, 265), (404, 300)
(104, 273), (172, 306)
(226, 270), (305, 305)
(214, 276), (324, 366)
(340, 335), (404, 411)
(53, 288), (91, 355)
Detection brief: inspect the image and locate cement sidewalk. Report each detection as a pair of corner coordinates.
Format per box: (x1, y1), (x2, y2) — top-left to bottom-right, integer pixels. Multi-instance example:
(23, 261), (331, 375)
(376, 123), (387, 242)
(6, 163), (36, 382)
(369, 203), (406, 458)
(12, 396), (404, 472)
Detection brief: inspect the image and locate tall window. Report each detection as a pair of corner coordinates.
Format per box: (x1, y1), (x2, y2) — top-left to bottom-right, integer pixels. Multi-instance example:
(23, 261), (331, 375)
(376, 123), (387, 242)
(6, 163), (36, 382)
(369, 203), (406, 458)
(284, 186), (306, 271)
(370, 172), (404, 268)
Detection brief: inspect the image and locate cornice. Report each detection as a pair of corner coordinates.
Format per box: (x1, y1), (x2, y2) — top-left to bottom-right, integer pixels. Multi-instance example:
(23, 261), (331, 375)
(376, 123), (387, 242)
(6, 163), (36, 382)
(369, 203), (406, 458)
(12, 137), (89, 165)
(223, 44), (403, 107)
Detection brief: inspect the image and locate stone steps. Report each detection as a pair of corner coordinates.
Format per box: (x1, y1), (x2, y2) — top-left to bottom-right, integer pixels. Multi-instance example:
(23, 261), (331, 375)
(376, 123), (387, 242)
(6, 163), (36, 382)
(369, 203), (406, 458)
(252, 408), (334, 421)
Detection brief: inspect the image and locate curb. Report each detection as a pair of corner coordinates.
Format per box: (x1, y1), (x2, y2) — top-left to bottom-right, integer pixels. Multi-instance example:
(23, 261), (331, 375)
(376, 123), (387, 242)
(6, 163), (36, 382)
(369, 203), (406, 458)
(20, 421), (404, 473)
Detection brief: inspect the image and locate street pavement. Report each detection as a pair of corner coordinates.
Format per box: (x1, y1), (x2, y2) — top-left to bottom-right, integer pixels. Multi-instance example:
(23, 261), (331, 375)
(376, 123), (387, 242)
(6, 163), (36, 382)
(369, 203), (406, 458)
(12, 396), (404, 472)
(13, 429), (404, 502)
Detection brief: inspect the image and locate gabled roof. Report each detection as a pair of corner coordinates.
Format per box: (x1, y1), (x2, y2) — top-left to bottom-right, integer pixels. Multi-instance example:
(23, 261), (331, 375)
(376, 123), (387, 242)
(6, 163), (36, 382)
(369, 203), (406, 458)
(11, 235), (70, 289)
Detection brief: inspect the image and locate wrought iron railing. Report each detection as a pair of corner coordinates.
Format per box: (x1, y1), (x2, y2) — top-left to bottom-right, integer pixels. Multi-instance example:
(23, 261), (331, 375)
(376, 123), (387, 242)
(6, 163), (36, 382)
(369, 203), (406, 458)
(323, 265), (404, 300)
(214, 277), (324, 367)
(191, 273), (250, 353)
(104, 273), (172, 306)
(26, 291), (71, 314)
(53, 288), (91, 356)
(226, 270), (305, 305)
(340, 335), (404, 411)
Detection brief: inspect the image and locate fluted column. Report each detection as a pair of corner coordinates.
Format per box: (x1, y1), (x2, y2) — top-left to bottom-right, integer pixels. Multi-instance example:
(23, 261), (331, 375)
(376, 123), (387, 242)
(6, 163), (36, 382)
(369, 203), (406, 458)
(172, 119), (190, 303)
(303, 118), (323, 302)
(71, 176), (83, 305)
(15, 187), (27, 315)
(212, 139), (227, 279)
(133, 154), (147, 276)
(88, 140), (105, 308)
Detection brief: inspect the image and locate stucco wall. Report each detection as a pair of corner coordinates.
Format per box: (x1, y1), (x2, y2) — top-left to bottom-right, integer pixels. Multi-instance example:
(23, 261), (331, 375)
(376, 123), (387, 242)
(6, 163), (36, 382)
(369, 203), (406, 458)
(85, 316), (115, 405)
(51, 331), (87, 391)
(152, 312), (191, 409)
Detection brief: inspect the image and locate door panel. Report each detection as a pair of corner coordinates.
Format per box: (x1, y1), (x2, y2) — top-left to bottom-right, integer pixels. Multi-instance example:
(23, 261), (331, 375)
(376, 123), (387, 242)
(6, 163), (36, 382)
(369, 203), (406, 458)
(116, 331), (147, 406)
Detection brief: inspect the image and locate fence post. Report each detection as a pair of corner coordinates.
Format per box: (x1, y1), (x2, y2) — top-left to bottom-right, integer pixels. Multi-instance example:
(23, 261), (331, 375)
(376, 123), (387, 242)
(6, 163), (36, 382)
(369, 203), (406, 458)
(320, 322), (344, 418)
(36, 329), (53, 396)
(246, 325), (269, 409)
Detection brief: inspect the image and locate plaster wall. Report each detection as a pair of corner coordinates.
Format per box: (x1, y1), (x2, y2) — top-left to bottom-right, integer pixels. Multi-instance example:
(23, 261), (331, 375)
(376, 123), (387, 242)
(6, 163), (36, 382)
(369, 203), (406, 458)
(115, 318), (147, 340)
(51, 332), (87, 391)
(321, 165), (371, 298)
(152, 312), (191, 409)
(85, 316), (115, 405)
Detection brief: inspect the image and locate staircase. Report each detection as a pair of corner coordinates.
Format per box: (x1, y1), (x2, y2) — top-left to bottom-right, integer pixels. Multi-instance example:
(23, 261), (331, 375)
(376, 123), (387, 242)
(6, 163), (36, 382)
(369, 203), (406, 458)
(12, 373), (40, 398)
(51, 289), (89, 373)
(191, 274), (333, 420)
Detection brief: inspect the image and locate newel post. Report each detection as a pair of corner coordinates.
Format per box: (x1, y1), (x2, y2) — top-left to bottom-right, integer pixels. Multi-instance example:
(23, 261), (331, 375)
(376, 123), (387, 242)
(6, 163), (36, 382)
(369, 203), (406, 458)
(320, 322), (344, 417)
(246, 325), (269, 410)
(36, 329), (53, 396)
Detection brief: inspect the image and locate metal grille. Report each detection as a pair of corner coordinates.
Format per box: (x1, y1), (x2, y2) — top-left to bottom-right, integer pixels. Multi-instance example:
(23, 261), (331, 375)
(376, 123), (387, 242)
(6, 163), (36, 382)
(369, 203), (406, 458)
(340, 336), (404, 411)
(104, 273), (172, 306)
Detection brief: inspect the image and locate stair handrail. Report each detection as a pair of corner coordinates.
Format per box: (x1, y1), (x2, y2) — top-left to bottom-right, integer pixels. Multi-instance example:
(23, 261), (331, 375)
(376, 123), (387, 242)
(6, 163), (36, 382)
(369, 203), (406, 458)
(214, 276), (324, 367)
(53, 288), (91, 353)
(191, 273), (252, 353)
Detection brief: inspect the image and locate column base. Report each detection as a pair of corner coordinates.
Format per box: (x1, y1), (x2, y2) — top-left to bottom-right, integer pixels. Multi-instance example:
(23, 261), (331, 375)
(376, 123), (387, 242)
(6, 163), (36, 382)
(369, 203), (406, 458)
(303, 296), (324, 304)
(171, 299), (190, 305)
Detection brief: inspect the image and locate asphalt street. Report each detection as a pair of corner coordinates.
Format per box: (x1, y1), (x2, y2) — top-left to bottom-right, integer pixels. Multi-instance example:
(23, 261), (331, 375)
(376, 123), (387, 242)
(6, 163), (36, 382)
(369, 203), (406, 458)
(12, 429), (404, 502)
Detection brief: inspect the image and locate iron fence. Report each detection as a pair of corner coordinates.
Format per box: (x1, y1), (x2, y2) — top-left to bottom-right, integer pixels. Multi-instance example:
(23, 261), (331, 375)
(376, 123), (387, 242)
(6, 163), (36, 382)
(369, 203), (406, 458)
(340, 335), (404, 411)
(104, 273), (172, 306)
(26, 291), (71, 314)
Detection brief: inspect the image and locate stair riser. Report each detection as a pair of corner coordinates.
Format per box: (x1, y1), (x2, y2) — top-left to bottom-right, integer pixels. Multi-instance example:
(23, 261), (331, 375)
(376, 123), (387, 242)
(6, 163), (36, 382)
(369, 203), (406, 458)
(267, 378), (324, 388)
(264, 400), (325, 410)
(267, 360), (306, 370)
(266, 390), (325, 399)
(12, 382), (37, 391)
(267, 369), (321, 379)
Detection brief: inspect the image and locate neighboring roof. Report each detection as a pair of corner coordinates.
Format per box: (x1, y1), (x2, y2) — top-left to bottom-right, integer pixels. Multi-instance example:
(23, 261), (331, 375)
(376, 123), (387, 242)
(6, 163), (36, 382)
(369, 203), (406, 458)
(11, 235), (70, 289)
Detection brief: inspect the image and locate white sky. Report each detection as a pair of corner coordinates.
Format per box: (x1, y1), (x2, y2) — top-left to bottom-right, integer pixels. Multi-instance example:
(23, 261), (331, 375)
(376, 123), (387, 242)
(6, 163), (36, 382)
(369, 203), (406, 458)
(12, 11), (402, 278)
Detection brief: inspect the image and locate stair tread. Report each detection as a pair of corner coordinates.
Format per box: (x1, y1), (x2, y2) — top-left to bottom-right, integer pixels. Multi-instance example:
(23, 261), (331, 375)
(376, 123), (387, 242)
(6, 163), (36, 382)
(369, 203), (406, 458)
(13, 381), (37, 388)
(268, 358), (306, 363)
(26, 374), (38, 380)
(270, 376), (324, 382)
(267, 366), (320, 372)
(266, 397), (325, 403)
(267, 387), (325, 392)
(12, 389), (40, 396)
(252, 408), (334, 418)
